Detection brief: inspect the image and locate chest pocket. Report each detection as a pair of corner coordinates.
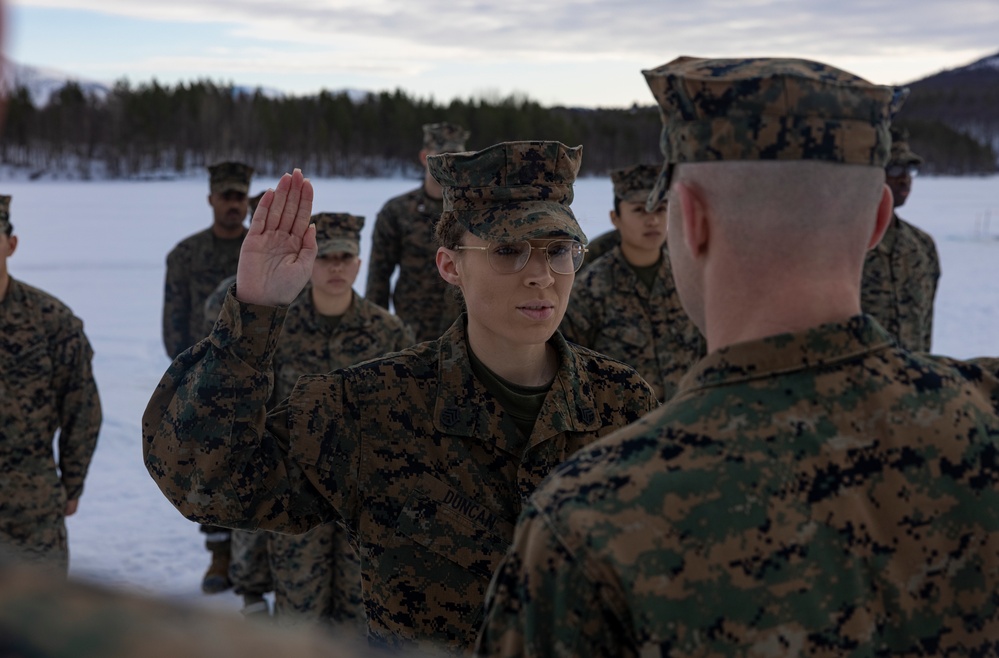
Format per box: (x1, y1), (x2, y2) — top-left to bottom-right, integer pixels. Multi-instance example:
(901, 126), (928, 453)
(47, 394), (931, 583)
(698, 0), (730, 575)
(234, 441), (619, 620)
(3, 341), (53, 384)
(397, 473), (514, 581)
(601, 321), (649, 351)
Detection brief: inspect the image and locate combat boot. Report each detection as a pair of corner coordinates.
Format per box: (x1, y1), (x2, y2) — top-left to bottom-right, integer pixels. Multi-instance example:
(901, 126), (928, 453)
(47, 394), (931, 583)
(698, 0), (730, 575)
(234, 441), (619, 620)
(201, 544), (233, 594)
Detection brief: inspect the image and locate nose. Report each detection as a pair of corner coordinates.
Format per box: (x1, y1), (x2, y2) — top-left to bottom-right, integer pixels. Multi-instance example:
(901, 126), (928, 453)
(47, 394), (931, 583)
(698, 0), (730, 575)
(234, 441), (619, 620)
(523, 247), (555, 287)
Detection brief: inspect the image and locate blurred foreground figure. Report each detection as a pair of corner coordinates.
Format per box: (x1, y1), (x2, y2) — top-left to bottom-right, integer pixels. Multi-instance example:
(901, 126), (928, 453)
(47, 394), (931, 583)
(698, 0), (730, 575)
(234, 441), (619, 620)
(861, 126), (940, 352)
(478, 56), (999, 657)
(0, 551), (427, 658)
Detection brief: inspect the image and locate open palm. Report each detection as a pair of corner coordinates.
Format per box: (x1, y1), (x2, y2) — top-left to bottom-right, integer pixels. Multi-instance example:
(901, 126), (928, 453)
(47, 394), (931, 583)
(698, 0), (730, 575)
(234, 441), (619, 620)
(235, 169), (318, 307)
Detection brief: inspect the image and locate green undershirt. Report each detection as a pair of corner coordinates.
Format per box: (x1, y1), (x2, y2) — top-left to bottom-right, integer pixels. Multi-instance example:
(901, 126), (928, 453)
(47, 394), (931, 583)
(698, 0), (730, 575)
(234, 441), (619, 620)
(468, 342), (553, 440)
(628, 255), (662, 291)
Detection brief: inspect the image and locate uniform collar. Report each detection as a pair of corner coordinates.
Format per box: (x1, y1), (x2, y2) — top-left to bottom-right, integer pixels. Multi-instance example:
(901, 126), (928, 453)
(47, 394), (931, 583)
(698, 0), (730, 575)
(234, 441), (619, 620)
(608, 245), (671, 299)
(678, 315), (894, 394)
(432, 315), (603, 450)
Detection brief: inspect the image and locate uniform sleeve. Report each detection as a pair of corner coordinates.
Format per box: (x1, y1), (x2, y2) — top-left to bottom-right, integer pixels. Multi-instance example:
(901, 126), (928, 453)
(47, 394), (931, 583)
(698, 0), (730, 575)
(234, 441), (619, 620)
(162, 248), (192, 359)
(143, 291), (335, 535)
(476, 504), (634, 658)
(364, 202), (402, 310)
(922, 239), (942, 352)
(54, 316), (102, 501)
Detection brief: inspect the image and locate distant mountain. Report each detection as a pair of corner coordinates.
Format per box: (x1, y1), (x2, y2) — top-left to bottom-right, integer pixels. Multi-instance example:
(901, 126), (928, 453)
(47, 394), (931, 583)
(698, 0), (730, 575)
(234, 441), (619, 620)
(1, 60), (111, 107)
(899, 50), (999, 172)
(2, 58), (373, 107)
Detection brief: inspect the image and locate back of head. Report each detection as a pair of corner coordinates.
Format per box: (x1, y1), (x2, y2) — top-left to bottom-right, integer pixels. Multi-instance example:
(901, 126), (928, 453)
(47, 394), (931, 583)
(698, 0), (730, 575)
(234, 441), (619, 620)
(643, 56), (903, 269)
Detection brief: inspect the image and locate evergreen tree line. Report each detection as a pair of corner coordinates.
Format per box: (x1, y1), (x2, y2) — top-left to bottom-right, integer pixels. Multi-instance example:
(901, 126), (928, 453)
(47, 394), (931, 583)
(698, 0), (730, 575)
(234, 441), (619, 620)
(0, 78), (994, 179)
(0, 79), (662, 179)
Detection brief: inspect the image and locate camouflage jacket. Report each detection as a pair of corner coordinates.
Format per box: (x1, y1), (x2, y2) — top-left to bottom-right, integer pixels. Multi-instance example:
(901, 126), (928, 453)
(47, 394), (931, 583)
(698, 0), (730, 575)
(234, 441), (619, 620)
(861, 215), (940, 352)
(560, 245), (705, 402)
(271, 288), (415, 405)
(364, 185), (459, 342)
(162, 227), (245, 359)
(143, 295), (657, 652)
(478, 316), (999, 657)
(0, 279), (102, 539)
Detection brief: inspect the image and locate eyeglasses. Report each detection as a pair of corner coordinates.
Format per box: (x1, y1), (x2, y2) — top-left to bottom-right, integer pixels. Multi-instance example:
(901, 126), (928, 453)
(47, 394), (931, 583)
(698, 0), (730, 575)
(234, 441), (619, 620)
(885, 164), (919, 178)
(456, 239), (587, 275)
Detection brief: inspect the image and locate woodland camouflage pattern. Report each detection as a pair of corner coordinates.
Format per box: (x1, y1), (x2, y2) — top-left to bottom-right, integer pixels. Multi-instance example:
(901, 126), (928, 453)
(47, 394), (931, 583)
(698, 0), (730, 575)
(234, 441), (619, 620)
(610, 164), (660, 203)
(162, 227), (244, 358)
(365, 186), (460, 342)
(479, 316), (999, 657)
(561, 245), (704, 402)
(0, 195), (10, 233)
(143, 293), (656, 652)
(861, 217), (940, 352)
(423, 122), (470, 153)
(579, 229), (619, 270)
(0, 279), (101, 571)
(428, 141), (586, 244)
(0, 551), (402, 658)
(642, 56), (903, 210)
(313, 212), (364, 256)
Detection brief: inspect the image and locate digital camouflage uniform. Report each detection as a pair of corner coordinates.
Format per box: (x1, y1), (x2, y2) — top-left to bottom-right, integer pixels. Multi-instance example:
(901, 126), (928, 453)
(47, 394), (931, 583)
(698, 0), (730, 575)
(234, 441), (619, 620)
(144, 142), (658, 653)
(579, 228), (618, 271)
(561, 165), (704, 402)
(0, 198), (102, 573)
(161, 161), (253, 359)
(861, 132), (940, 352)
(480, 317), (999, 657)
(365, 122), (469, 342)
(477, 58), (998, 657)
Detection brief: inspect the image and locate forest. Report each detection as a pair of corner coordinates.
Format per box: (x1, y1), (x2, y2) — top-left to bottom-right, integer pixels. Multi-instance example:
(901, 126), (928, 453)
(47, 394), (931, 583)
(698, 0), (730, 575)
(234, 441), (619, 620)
(0, 77), (994, 179)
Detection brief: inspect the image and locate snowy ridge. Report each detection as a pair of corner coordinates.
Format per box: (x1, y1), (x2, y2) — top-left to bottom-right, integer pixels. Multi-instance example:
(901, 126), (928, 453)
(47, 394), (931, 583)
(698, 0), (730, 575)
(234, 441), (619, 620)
(1, 59), (111, 107)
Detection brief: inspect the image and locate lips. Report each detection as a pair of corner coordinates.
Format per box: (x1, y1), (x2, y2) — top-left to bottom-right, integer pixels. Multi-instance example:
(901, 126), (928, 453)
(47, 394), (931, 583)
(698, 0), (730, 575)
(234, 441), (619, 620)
(517, 301), (555, 321)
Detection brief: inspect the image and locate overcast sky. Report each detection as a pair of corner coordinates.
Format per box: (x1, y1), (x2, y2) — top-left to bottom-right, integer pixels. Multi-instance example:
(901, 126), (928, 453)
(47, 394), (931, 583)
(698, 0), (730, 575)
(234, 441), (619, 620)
(7, 0), (999, 108)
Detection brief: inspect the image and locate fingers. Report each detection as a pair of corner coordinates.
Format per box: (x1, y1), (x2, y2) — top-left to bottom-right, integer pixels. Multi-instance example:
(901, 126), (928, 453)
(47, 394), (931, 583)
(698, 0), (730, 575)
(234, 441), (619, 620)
(290, 177), (315, 239)
(277, 169), (306, 234)
(266, 173), (293, 233)
(247, 188), (276, 236)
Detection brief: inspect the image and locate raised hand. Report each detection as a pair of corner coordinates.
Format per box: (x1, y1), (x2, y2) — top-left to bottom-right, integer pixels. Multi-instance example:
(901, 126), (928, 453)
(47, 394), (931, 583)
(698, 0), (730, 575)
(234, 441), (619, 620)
(235, 169), (317, 306)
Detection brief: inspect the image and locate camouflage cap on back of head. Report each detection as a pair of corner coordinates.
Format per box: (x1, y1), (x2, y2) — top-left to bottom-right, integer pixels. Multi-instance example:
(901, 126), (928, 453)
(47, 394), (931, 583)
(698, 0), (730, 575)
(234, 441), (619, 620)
(610, 164), (661, 204)
(207, 161), (254, 195)
(0, 195), (10, 234)
(428, 141), (586, 243)
(312, 212), (364, 256)
(642, 56), (907, 210)
(888, 126), (924, 167)
(423, 122), (470, 153)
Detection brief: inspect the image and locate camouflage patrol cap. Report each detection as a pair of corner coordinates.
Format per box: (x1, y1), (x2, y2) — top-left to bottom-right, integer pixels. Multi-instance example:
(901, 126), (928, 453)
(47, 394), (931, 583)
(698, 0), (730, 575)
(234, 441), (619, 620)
(207, 161), (254, 195)
(642, 56), (907, 210)
(0, 195), (10, 234)
(428, 141), (586, 243)
(610, 164), (661, 204)
(423, 122), (470, 153)
(312, 212), (364, 256)
(888, 126), (924, 167)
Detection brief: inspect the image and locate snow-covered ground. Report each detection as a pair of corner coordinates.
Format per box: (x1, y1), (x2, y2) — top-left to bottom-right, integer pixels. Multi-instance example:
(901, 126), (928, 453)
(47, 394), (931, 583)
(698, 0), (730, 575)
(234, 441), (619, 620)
(2, 174), (998, 611)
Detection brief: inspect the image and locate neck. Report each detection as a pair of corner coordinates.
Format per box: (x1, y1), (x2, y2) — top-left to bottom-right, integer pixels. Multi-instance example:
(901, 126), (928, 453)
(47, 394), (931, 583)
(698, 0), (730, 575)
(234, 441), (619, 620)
(466, 325), (557, 387)
(312, 287), (353, 316)
(423, 172), (443, 200)
(703, 265), (861, 352)
(620, 243), (662, 267)
(212, 224), (244, 240)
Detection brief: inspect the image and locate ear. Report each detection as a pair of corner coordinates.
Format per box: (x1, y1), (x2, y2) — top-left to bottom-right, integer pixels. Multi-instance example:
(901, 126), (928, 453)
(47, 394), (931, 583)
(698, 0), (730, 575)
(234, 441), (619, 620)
(674, 181), (709, 259)
(418, 149), (430, 168)
(6, 235), (17, 256)
(436, 247), (461, 286)
(207, 193), (214, 207)
(609, 209), (621, 231)
(867, 184), (894, 250)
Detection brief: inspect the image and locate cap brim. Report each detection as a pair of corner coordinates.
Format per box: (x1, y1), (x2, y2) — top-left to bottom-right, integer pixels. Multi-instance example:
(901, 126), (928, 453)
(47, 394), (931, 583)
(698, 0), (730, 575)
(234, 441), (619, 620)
(212, 183), (250, 195)
(645, 162), (673, 212)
